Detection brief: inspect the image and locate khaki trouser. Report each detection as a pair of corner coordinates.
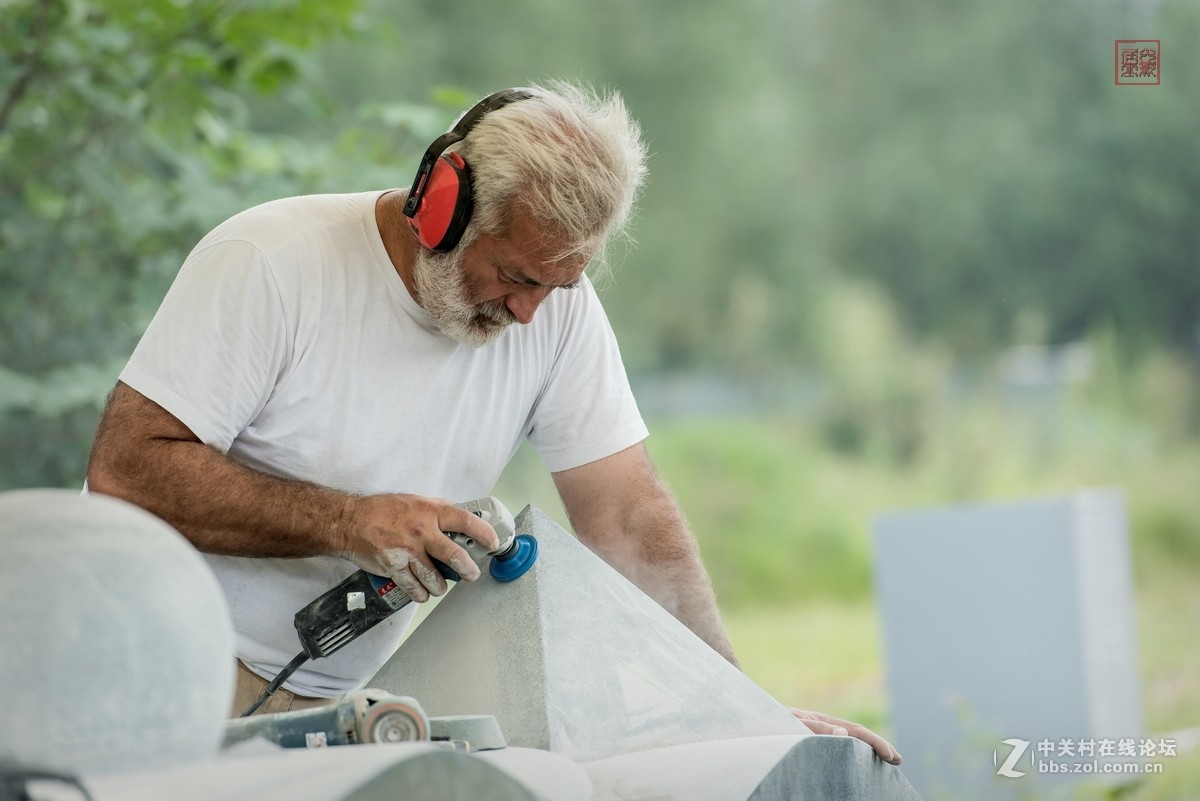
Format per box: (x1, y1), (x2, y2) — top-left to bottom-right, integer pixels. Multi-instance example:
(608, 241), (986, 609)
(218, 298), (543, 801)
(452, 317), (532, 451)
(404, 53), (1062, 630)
(230, 660), (336, 718)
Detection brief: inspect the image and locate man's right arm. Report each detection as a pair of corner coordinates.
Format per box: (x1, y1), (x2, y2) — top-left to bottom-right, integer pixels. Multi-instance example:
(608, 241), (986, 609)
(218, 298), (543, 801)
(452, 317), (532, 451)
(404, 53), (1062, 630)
(86, 382), (498, 602)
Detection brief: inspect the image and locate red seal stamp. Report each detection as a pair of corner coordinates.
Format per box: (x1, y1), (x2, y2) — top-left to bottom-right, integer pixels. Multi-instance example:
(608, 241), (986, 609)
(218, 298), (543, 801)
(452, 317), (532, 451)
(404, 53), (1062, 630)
(1114, 40), (1160, 86)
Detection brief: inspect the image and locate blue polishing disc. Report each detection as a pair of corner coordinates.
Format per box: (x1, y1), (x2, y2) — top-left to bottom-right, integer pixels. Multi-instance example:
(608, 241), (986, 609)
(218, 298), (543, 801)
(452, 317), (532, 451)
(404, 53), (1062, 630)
(489, 534), (538, 582)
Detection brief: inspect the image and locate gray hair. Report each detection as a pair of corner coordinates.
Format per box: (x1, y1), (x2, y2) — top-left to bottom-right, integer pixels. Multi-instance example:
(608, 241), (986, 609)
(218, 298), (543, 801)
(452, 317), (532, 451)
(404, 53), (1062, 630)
(453, 80), (648, 275)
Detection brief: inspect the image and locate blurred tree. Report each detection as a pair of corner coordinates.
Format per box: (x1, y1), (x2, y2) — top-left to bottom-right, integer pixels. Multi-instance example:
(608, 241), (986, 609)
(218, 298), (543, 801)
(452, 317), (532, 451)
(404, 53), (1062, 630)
(0, 0), (387, 488)
(309, 0), (1199, 373)
(305, 0), (830, 377)
(5, 0), (1197, 488)
(802, 0), (1199, 357)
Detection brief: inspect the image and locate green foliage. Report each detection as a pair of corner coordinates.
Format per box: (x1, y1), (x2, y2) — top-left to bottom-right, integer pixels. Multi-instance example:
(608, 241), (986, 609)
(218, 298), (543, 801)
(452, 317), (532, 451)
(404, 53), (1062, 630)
(0, 0), (458, 488)
(724, 602), (886, 731)
(646, 419), (872, 606)
(805, 281), (953, 465)
(501, 335), (1200, 610)
(803, 0), (1200, 356)
(301, 0), (1200, 376)
(5, 0), (1197, 489)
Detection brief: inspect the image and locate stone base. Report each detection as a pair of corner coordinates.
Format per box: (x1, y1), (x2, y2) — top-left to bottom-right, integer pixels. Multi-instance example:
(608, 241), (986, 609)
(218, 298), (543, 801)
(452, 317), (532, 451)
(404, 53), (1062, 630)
(585, 735), (922, 801)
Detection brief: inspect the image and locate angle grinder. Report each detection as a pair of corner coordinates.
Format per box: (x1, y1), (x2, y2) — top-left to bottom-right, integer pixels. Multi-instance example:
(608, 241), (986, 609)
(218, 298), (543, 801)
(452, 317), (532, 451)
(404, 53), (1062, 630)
(240, 497), (537, 717)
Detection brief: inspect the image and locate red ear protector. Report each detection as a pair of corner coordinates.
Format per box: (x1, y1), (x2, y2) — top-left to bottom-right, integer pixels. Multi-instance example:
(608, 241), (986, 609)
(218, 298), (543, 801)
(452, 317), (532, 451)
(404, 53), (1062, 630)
(402, 88), (536, 252)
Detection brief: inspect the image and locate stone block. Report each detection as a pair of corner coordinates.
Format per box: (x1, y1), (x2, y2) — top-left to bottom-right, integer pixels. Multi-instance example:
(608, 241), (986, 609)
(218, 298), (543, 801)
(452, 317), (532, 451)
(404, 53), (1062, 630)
(0, 489), (234, 776)
(873, 489), (1143, 799)
(585, 735), (922, 801)
(81, 743), (554, 801)
(370, 505), (808, 762)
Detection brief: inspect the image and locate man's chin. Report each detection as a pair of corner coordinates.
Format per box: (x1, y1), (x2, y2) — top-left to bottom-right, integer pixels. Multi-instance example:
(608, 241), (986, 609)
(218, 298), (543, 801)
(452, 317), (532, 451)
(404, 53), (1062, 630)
(439, 315), (512, 348)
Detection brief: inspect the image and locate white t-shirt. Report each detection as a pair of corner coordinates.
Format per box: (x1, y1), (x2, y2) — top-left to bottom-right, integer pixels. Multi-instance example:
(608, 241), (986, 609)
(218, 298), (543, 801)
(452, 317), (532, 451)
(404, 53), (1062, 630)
(121, 191), (647, 696)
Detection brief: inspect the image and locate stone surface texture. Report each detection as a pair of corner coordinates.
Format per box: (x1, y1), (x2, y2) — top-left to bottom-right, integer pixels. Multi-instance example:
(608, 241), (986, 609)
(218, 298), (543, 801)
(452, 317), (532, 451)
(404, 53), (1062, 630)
(749, 735), (923, 800)
(583, 736), (802, 800)
(585, 735), (922, 801)
(370, 505), (808, 762)
(874, 489), (1142, 800)
(0, 489), (235, 776)
(82, 743), (548, 801)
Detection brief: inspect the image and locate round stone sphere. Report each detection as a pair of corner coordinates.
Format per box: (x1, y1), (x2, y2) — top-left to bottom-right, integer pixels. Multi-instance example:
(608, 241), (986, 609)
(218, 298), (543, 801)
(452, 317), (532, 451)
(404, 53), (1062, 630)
(0, 489), (234, 776)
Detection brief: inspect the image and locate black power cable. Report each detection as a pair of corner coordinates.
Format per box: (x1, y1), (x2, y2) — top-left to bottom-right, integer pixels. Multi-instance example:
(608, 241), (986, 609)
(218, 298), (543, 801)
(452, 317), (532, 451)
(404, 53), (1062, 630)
(238, 651), (310, 718)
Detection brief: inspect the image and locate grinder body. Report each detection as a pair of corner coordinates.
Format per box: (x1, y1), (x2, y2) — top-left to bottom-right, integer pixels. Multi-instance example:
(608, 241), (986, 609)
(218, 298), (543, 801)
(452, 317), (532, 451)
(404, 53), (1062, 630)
(292, 497), (534, 660)
(240, 497), (536, 717)
(294, 569), (417, 659)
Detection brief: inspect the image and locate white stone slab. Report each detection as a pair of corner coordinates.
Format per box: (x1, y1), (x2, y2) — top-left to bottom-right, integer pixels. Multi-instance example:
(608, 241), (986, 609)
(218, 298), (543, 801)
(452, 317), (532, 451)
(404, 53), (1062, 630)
(81, 743), (542, 801)
(0, 489), (234, 776)
(748, 734), (922, 800)
(873, 489), (1143, 800)
(370, 505), (808, 762)
(584, 735), (921, 801)
(477, 746), (592, 801)
(585, 736), (802, 801)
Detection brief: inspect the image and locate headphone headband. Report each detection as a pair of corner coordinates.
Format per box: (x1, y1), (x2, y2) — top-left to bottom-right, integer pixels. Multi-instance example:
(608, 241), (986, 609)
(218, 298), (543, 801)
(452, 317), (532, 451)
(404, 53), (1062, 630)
(402, 88), (536, 219)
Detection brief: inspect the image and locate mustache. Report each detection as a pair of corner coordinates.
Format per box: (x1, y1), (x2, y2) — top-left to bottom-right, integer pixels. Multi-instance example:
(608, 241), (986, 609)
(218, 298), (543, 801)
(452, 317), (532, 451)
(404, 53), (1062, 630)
(475, 300), (515, 326)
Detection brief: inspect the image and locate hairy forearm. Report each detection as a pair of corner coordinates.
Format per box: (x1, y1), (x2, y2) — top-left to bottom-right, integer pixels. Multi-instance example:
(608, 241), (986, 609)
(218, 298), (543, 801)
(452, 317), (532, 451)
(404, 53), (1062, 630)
(92, 441), (352, 558)
(86, 387), (352, 558)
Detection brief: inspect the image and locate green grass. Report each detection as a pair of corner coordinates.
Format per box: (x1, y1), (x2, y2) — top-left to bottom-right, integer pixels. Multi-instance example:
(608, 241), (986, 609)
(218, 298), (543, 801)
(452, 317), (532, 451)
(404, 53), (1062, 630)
(1104, 749), (1200, 801)
(724, 601), (888, 734)
(722, 584), (1200, 745)
(722, 590), (1199, 801)
(497, 405), (1200, 610)
(1136, 572), (1200, 735)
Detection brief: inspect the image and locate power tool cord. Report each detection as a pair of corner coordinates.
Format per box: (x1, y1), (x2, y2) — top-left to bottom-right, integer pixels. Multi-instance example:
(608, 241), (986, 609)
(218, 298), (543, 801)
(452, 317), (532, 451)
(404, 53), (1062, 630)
(239, 651), (310, 718)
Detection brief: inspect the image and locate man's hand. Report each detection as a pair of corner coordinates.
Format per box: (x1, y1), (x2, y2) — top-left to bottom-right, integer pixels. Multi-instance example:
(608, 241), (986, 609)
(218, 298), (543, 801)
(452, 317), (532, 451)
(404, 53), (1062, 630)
(336, 495), (500, 603)
(789, 708), (902, 765)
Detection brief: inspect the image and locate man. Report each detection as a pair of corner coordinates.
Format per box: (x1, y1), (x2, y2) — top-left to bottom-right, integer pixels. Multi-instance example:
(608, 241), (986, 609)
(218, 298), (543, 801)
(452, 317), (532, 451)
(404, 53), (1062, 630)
(86, 82), (899, 763)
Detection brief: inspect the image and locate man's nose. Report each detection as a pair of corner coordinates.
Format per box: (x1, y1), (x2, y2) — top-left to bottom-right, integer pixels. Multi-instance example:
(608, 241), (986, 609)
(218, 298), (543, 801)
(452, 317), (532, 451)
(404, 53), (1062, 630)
(505, 286), (551, 324)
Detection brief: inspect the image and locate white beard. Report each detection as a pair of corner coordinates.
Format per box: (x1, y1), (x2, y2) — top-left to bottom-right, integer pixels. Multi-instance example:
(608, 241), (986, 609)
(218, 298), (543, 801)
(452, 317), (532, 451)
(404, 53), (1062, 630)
(411, 247), (515, 347)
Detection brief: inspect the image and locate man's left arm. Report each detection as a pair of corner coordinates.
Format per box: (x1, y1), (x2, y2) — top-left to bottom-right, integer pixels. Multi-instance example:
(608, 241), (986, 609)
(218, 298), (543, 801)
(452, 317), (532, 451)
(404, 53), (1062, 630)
(552, 441), (739, 665)
(551, 442), (902, 766)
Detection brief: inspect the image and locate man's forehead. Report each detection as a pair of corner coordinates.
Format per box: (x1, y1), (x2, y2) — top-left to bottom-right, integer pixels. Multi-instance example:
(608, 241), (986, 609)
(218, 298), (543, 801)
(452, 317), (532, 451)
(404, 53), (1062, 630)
(496, 208), (592, 283)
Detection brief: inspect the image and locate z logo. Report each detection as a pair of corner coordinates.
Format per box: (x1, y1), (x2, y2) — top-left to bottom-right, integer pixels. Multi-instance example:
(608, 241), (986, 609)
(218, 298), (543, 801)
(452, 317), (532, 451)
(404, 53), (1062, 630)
(994, 738), (1030, 778)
